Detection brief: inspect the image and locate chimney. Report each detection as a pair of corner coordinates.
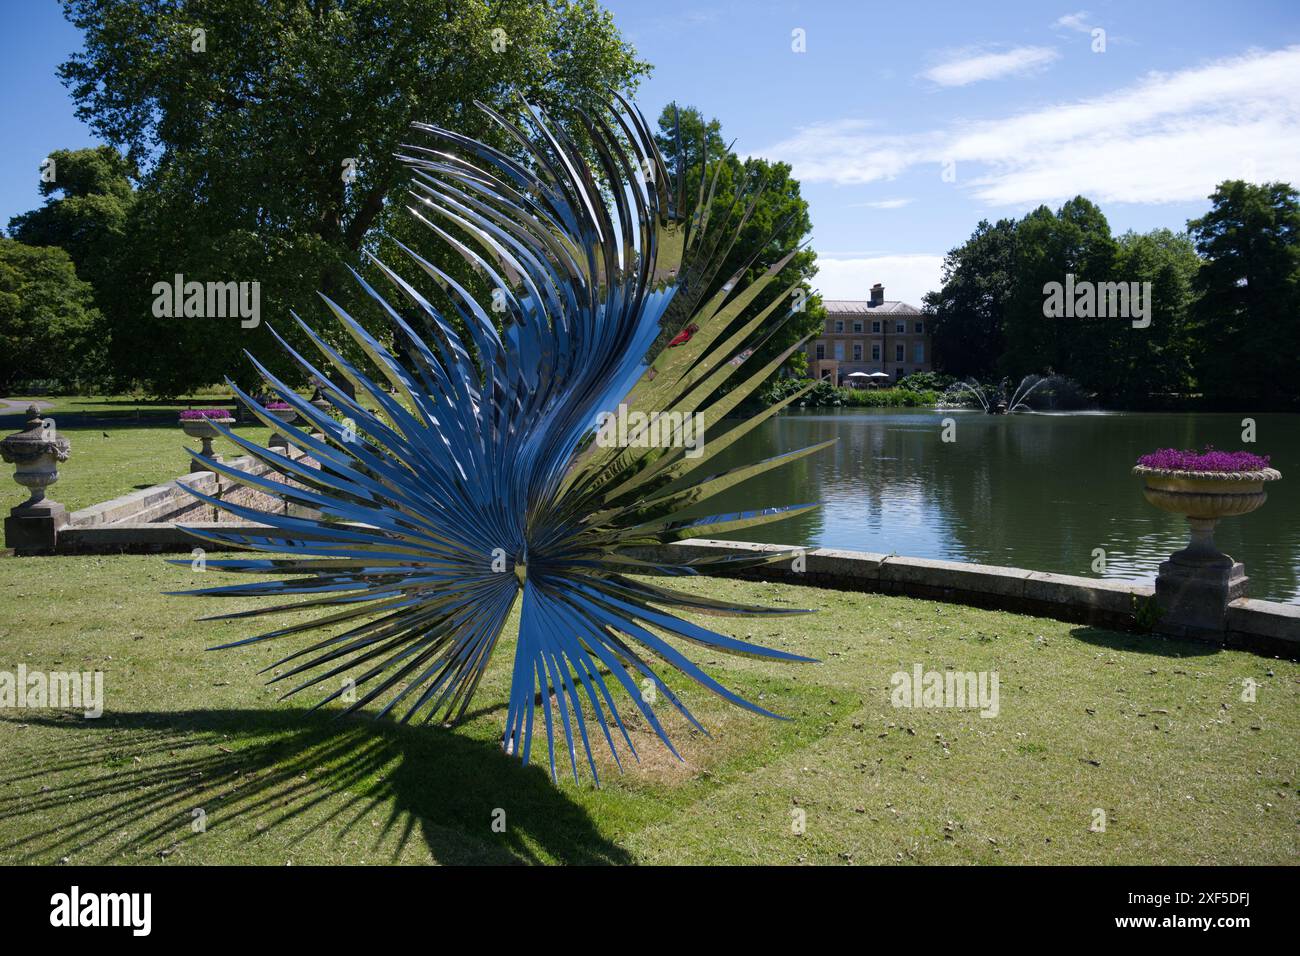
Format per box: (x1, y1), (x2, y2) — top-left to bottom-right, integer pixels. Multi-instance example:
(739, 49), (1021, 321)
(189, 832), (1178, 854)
(869, 283), (884, 306)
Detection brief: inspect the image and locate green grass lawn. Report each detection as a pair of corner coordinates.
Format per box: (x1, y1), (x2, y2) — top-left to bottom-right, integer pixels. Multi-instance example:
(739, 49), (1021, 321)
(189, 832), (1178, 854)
(1, 395), (272, 513)
(0, 554), (1294, 865)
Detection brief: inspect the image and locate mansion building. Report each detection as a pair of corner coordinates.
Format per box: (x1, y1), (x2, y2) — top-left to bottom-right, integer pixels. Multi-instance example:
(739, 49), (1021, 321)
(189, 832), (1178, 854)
(807, 283), (931, 385)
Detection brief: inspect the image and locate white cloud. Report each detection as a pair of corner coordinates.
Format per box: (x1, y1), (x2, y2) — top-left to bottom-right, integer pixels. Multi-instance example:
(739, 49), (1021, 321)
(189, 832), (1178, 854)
(756, 46), (1300, 207)
(848, 198), (914, 209)
(763, 119), (918, 185)
(816, 255), (945, 306)
(1054, 11), (1093, 33)
(920, 46), (1060, 87)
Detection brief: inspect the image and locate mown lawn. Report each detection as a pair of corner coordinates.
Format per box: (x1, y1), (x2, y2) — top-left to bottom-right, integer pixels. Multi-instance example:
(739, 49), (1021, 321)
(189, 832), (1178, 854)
(1, 395), (272, 513)
(0, 554), (1294, 865)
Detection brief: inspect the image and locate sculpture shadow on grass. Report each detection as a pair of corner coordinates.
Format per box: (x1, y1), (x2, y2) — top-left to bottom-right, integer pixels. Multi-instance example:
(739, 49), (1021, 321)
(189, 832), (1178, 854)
(0, 710), (630, 865)
(1068, 626), (1219, 658)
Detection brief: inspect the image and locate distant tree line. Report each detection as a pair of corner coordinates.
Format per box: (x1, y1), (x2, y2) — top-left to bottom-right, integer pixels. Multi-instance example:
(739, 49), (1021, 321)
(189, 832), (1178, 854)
(923, 183), (1300, 410)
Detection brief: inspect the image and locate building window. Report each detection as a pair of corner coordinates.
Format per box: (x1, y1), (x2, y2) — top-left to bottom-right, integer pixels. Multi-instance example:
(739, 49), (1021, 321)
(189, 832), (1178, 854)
(914, 342), (925, 363)
(853, 321), (863, 333)
(914, 321), (924, 334)
(895, 343), (904, 361)
(834, 320), (844, 333)
(871, 343), (880, 361)
(834, 342), (845, 360)
(815, 344), (825, 360)
(853, 343), (862, 360)
(871, 320), (881, 333)
(895, 321), (905, 333)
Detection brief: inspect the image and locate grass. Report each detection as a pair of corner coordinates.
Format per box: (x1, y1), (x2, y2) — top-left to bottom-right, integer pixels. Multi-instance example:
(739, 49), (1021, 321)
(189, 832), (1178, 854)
(0, 554), (1294, 865)
(1, 395), (272, 513)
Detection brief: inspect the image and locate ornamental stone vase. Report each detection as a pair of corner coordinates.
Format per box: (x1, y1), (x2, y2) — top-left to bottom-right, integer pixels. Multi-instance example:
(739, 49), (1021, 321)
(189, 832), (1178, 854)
(1133, 463), (1282, 639)
(181, 415), (235, 472)
(264, 406), (299, 450)
(308, 385), (334, 438)
(1, 405), (72, 553)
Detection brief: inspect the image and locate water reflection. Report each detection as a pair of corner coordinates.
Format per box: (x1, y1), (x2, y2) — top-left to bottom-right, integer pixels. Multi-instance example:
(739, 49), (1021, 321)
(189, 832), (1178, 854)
(684, 408), (1299, 604)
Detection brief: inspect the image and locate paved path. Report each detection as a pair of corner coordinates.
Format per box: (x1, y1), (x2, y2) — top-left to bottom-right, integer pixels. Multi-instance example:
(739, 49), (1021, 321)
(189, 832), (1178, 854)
(0, 399), (55, 415)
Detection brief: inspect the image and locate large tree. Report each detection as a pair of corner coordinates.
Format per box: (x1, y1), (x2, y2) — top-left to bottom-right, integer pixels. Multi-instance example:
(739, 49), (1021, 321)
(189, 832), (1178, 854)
(1106, 228), (1199, 405)
(1001, 196), (1118, 388)
(58, 0), (649, 395)
(0, 239), (105, 393)
(6, 146), (137, 295)
(653, 104), (823, 381)
(1188, 180), (1300, 409)
(923, 217), (1016, 379)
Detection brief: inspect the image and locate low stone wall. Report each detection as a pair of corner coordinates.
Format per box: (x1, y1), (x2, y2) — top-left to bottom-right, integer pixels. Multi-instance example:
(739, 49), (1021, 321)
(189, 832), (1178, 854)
(67, 456), (279, 529)
(636, 539), (1298, 657)
(1224, 599), (1300, 652)
(14, 468), (1298, 655)
(52, 453), (307, 554)
(57, 521), (272, 554)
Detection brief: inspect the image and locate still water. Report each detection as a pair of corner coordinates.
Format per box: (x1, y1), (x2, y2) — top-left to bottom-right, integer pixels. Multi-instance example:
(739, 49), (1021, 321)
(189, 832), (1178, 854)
(687, 409), (1299, 605)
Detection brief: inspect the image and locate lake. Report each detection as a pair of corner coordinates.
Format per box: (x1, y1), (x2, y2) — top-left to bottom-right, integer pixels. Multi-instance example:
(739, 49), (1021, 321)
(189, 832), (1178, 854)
(685, 408), (1299, 605)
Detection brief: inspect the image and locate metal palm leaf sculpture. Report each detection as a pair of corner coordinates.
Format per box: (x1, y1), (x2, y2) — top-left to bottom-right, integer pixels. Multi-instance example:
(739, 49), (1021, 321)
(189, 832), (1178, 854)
(174, 95), (830, 784)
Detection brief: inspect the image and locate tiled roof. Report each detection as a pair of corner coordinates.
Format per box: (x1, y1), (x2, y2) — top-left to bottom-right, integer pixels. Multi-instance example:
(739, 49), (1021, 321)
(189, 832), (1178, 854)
(823, 299), (922, 315)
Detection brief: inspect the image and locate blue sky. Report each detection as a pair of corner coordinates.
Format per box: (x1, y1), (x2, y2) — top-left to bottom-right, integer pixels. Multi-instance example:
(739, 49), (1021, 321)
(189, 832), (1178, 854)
(4, 0), (1300, 304)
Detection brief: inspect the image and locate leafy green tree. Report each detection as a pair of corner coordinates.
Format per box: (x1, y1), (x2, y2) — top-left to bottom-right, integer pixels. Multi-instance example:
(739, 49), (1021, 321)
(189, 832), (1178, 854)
(1002, 197), (1118, 389)
(0, 239), (105, 392)
(923, 218), (1016, 379)
(1188, 180), (1300, 409)
(7, 146), (137, 295)
(654, 104), (823, 381)
(1107, 229), (1199, 405)
(57, 0), (649, 395)
(928, 198), (1202, 406)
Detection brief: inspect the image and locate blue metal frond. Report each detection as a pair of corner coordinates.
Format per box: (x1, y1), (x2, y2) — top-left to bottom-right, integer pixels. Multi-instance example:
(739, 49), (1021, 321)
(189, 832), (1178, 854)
(174, 97), (833, 783)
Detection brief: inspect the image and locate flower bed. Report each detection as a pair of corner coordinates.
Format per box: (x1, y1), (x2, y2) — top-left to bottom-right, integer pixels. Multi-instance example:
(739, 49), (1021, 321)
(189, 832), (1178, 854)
(1135, 445), (1271, 473)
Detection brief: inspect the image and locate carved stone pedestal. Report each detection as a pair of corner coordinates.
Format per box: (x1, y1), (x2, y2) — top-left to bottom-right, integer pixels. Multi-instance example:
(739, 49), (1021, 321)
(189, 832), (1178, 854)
(1154, 537), (1248, 641)
(5, 499), (69, 555)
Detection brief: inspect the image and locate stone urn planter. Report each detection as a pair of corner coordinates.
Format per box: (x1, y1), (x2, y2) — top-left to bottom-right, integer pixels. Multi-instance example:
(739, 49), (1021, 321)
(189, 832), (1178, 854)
(262, 402), (299, 450)
(1, 405), (72, 553)
(1, 405), (71, 505)
(180, 409), (235, 472)
(1133, 447), (1281, 639)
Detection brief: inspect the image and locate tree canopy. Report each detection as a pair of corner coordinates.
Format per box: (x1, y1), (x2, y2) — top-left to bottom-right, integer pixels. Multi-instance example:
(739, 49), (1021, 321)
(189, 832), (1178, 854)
(924, 192), (1231, 408)
(654, 103), (823, 380)
(7, 146), (137, 295)
(55, 0), (649, 395)
(0, 238), (104, 393)
(1188, 180), (1300, 409)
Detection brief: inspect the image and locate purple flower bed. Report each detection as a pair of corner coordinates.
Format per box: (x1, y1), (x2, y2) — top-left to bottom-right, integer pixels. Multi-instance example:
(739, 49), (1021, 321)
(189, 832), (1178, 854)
(262, 401), (292, 411)
(179, 408), (233, 421)
(1136, 445), (1271, 472)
